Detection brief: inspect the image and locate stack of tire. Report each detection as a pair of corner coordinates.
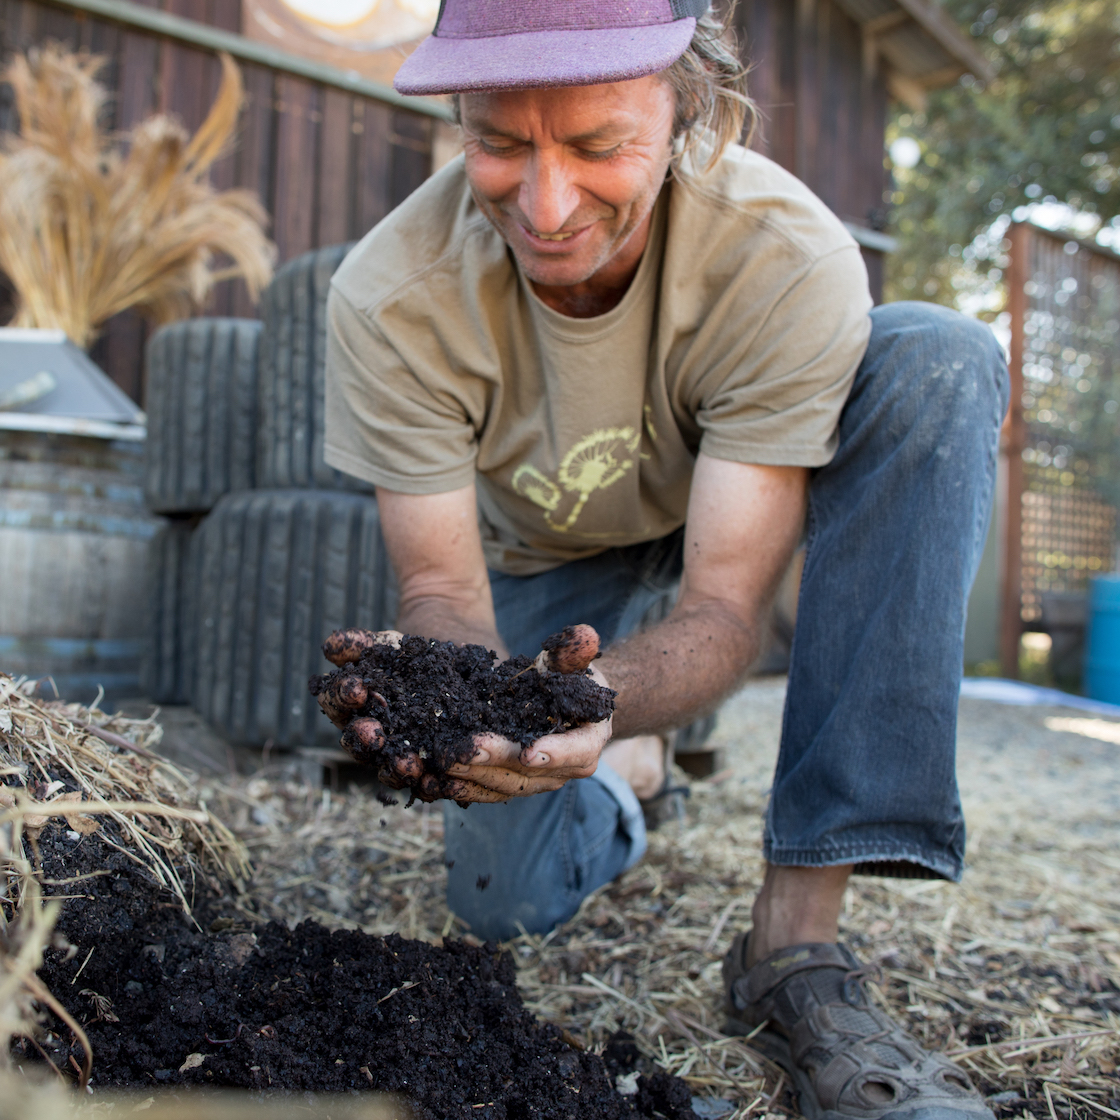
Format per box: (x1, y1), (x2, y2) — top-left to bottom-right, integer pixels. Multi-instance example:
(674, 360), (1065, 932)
(143, 245), (397, 747)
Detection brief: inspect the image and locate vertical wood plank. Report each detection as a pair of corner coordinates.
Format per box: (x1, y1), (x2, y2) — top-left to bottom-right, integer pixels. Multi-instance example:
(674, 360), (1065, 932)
(826, 2), (850, 217)
(86, 15), (123, 120)
(166, 0), (209, 17)
(2, 0), (38, 54)
(317, 88), (354, 248)
(159, 40), (209, 131)
(389, 109), (431, 210)
(231, 62), (275, 318)
(738, 0), (774, 156)
(272, 75), (320, 262)
(0, 0), (17, 135)
(863, 72), (889, 235)
(352, 98), (392, 239)
(1001, 223), (1029, 677)
(35, 3), (79, 45)
(89, 311), (148, 403)
(206, 0), (241, 32)
(116, 28), (160, 131)
(769, 0), (798, 176)
(201, 46), (238, 316)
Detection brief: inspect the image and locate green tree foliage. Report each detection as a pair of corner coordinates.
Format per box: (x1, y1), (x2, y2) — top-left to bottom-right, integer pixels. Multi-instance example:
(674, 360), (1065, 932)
(886, 1), (1120, 310)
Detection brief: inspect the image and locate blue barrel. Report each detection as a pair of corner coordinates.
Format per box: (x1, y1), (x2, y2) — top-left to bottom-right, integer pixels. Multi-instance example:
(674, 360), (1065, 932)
(1085, 574), (1120, 704)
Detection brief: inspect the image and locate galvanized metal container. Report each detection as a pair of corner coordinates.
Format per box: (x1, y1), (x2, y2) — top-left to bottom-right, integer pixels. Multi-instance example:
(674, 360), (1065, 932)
(0, 423), (162, 703)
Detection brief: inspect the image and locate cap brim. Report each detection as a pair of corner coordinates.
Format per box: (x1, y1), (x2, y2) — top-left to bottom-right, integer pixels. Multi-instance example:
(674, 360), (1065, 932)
(393, 20), (696, 95)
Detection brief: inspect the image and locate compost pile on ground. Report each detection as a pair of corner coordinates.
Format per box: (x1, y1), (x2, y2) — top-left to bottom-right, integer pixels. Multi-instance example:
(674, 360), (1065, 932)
(1, 680), (694, 1118)
(309, 627), (615, 800)
(25, 822), (693, 1119)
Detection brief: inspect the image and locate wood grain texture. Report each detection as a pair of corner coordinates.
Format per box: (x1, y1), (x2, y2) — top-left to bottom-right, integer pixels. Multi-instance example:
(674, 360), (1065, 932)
(352, 97), (392, 239)
(736, 0), (888, 301)
(229, 61), (276, 319)
(272, 74), (321, 262)
(116, 27), (160, 130)
(317, 88), (355, 248)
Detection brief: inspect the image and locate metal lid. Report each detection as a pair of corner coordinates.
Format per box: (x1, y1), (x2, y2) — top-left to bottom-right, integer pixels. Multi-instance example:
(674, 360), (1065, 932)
(0, 329), (146, 433)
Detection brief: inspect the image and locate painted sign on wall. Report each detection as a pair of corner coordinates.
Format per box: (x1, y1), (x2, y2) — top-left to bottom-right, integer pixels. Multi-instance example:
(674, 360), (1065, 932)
(243, 0), (439, 86)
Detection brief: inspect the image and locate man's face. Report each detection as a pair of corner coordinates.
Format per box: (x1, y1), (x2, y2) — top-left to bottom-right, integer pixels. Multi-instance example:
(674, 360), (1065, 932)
(460, 77), (676, 292)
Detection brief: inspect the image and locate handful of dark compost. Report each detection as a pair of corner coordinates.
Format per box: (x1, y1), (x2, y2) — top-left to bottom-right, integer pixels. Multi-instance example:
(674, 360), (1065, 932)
(308, 625), (614, 802)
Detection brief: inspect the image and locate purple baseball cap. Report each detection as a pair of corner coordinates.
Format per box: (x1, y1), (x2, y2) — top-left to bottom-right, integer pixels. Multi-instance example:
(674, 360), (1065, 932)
(393, 0), (710, 96)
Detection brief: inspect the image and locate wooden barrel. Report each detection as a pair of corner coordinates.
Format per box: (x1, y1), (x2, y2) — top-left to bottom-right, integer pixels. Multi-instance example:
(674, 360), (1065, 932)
(0, 424), (162, 705)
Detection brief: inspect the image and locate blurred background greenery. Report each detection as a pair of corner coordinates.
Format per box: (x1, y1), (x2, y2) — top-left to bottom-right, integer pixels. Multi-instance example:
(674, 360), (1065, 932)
(886, 0), (1120, 314)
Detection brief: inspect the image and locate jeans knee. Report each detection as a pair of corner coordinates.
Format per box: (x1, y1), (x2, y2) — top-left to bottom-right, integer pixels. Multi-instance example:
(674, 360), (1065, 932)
(865, 301), (1009, 425)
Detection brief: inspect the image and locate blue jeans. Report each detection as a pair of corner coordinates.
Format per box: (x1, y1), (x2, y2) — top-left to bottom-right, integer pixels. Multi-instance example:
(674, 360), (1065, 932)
(443, 302), (1009, 941)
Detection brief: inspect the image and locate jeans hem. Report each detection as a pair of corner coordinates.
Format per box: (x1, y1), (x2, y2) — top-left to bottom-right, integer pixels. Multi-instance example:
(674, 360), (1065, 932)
(763, 842), (962, 883)
(589, 760), (647, 871)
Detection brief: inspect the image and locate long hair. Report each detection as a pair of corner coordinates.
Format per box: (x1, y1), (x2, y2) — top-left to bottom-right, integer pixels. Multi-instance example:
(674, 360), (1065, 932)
(663, 4), (758, 175)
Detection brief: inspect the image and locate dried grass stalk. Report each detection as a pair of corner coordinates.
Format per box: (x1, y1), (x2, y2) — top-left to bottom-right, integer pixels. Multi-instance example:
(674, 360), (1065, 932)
(0, 673), (250, 920)
(0, 44), (275, 348)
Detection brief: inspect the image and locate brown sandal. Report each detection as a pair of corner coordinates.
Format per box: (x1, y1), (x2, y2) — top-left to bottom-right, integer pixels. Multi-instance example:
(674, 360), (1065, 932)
(722, 935), (994, 1120)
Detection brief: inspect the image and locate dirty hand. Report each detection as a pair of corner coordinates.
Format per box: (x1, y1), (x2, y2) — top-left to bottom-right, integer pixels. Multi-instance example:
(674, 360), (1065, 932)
(437, 663), (615, 803)
(337, 664), (615, 805)
(313, 624), (612, 804)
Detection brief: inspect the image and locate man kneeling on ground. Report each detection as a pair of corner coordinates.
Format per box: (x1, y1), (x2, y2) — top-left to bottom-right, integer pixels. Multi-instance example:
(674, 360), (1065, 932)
(321, 5), (1009, 1120)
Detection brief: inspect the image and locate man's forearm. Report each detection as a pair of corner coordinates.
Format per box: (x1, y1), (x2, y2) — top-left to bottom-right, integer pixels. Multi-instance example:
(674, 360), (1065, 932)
(395, 594), (509, 658)
(599, 596), (762, 739)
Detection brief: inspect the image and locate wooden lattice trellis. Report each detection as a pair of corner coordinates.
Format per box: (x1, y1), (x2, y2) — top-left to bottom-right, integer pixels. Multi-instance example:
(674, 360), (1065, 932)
(1003, 223), (1120, 668)
(1019, 484), (1116, 623)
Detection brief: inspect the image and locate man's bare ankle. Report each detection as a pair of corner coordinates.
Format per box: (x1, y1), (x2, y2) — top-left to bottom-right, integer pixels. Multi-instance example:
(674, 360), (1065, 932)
(745, 862), (854, 968)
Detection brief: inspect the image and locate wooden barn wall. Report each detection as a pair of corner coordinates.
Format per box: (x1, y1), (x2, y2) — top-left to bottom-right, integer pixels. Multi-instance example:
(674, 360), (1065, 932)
(735, 0), (890, 299)
(0, 0), (434, 403)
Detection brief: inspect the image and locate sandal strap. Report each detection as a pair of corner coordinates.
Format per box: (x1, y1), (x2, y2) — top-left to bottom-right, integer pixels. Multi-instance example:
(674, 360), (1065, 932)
(736, 940), (861, 1007)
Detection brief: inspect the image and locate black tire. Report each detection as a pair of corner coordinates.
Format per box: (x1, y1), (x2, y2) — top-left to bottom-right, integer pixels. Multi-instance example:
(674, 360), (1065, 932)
(256, 243), (371, 492)
(192, 489), (396, 746)
(144, 318), (262, 514)
(143, 517), (199, 704)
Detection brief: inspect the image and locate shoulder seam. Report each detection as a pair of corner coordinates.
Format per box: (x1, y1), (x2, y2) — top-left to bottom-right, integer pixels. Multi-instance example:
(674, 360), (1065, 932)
(677, 178), (858, 267)
(332, 212), (497, 318)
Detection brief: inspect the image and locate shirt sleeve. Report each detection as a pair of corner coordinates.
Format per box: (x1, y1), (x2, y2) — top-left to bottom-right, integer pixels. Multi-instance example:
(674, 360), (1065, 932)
(324, 284), (481, 494)
(691, 243), (872, 468)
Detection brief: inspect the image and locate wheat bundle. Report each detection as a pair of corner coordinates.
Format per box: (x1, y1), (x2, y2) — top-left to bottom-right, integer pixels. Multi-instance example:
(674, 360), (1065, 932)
(0, 45), (275, 349)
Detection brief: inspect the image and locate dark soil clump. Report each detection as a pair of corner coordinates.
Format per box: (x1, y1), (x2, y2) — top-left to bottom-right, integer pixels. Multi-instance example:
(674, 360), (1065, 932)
(309, 633), (615, 795)
(21, 813), (695, 1119)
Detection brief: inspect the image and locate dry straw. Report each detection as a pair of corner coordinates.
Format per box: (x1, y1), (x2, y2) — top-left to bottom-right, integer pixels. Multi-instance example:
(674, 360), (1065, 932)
(0, 674), (249, 920)
(0, 44), (275, 349)
(0, 672), (248, 1095)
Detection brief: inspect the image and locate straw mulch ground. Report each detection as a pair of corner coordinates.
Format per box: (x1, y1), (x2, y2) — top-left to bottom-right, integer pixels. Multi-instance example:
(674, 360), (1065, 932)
(204, 680), (1119, 1120)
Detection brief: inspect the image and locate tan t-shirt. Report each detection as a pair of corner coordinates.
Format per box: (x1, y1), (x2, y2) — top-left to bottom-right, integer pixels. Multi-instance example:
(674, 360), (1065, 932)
(325, 144), (872, 575)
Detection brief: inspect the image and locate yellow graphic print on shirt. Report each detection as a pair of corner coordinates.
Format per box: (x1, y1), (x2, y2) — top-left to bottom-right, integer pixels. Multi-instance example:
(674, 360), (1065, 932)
(512, 426), (641, 534)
